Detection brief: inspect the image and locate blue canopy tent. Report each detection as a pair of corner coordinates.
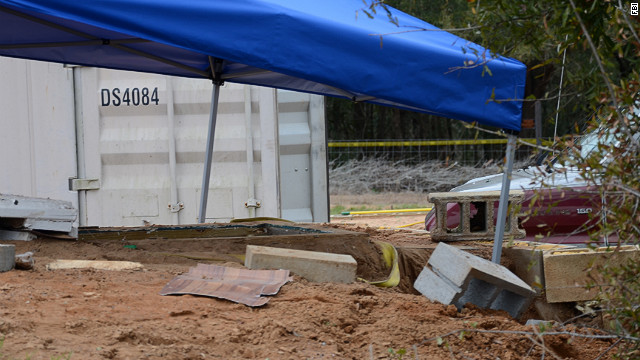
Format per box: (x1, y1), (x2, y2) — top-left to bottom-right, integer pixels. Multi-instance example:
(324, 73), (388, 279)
(0, 0), (526, 262)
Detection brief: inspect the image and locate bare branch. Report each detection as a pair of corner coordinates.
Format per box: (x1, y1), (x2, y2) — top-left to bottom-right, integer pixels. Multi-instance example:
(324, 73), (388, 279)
(567, 0), (625, 128)
(419, 328), (640, 345)
(463, 124), (557, 153)
(617, 0), (640, 45)
(370, 25), (482, 37)
(594, 338), (624, 360)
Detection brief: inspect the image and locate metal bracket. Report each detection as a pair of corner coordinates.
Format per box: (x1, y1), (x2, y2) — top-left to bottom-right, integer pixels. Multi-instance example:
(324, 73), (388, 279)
(168, 202), (184, 213)
(68, 177), (100, 191)
(244, 198), (261, 208)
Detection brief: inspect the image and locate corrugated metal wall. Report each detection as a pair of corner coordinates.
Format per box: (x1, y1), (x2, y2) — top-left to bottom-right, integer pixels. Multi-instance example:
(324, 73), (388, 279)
(0, 58), (77, 207)
(0, 59), (328, 227)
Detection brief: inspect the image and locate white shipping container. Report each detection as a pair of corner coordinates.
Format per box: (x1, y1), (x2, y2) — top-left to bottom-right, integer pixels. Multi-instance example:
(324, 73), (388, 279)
(0, 58), (328, 227)
(0, 58), (77, 207)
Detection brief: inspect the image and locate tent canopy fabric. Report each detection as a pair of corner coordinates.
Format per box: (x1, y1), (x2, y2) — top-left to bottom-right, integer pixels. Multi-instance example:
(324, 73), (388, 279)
(0, 0), (525, 131)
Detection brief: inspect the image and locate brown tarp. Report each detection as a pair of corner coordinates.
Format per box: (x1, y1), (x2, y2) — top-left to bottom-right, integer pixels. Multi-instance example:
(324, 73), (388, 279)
(160, 263), (291, 306)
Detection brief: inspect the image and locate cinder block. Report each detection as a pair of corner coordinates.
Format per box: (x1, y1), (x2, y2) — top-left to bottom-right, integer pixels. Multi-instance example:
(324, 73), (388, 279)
(427, 190), (525, 241)
(0, 244), (16, 272)
(414, 266), (460, 304)
(414, 243), (535, 318)
(245, 245), (357, 283)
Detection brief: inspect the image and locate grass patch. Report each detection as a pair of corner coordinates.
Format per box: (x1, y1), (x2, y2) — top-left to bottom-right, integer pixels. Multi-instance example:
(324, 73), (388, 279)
(330, 205), (382, 215)
(331, 203), (428, 215)
(388, 203), (422, 210)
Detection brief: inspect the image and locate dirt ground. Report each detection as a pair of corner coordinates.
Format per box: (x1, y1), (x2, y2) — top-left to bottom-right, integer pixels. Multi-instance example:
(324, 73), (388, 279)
(0, 221), (620, 360)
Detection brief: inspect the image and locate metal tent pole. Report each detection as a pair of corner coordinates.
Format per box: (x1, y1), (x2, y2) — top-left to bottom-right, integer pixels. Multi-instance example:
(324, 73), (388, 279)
(198, 82), (221, 223)
(492, 133), (517, 263)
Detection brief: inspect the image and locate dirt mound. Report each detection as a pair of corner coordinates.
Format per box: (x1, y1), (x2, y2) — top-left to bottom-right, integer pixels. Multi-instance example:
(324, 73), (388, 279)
(0, 224), (618, 359)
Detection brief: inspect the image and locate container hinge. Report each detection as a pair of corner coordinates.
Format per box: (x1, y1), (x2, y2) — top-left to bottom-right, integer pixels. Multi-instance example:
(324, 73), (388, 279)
(68, 177), (100, 191)
(168, 202), (184, 213)
(244, 198), (261, 208)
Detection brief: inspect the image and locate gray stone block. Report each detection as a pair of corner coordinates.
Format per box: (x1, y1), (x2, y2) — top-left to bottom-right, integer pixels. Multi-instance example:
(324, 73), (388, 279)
(414, 242), (535, 318)
(0, 244), (16, 272)
(245, 245), (357, 283)
(414, 266), (460, 304)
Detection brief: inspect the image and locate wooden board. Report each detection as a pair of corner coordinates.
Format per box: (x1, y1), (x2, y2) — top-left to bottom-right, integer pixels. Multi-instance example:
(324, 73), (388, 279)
(543, 246), (640, 303)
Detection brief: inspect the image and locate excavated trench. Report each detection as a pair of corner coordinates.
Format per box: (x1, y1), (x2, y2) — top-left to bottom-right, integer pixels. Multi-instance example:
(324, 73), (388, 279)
(77, 221), (433, 293)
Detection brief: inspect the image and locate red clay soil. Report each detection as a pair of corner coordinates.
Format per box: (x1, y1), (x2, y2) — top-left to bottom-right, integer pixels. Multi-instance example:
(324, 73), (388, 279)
(0, 223), (620, 360)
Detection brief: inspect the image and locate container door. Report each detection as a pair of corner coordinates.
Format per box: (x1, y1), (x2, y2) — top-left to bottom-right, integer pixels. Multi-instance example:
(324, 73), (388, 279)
(74, 67), (327, 227)
(277, 91), (328, 223)
(0, 58), (77, 207)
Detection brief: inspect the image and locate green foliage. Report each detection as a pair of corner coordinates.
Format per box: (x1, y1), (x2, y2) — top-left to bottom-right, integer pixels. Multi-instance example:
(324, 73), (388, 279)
(472, 0), (640, 357)
(387, 346), (407, 359)
(599, 258), (640, 358)
(327, 0), (479, 142)
(364, 0), (640, 357)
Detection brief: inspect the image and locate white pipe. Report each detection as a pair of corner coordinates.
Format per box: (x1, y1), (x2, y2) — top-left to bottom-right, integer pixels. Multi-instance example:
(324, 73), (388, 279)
(244, 85), (256, 218)
(198, 82), (221, 223)
(72, 67), (87, 226)
(492, 133), (517, 263)
(166, 77), (180, 224)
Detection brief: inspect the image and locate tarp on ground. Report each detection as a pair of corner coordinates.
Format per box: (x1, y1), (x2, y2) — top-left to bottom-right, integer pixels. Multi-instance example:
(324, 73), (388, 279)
(0, 0), (526, 131)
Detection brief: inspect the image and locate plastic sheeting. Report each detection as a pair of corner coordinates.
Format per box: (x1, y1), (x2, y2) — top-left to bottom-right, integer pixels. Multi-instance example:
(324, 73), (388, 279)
(0, 0), (525, 130)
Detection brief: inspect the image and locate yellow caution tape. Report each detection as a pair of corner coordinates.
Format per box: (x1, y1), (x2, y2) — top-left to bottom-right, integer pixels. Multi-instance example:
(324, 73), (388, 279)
(342, 207), (431, 215)
(358, 240), (400, 288)
(328, 138), (547, 147)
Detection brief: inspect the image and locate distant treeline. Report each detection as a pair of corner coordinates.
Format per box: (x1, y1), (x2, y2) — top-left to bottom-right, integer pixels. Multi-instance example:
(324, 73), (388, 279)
(325, 0), (596, 142)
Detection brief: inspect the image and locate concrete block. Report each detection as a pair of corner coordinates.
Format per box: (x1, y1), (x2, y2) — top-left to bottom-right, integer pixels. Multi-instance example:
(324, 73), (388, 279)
(245, 245), (357, 283)
(427, 190), (525, 241)
(0, 244), (16, 272)
(414, 242), (535, 318)
(414, 266), (460, 304)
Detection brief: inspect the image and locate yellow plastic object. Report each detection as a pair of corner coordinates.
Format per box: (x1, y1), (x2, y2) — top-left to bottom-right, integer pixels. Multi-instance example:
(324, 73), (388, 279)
(397, 220), (424, 228)
(358, 240), (400, 288)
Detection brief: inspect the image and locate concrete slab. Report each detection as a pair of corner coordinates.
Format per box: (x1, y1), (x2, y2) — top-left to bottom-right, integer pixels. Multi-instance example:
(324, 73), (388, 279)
(0, 244), (16, 272)
(245, 245), (357, 283)
(414, 242), (535, 318)
(46, 260), (143, 271)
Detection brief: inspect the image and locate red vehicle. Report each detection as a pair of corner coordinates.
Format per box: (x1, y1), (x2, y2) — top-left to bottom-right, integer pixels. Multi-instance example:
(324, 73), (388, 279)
(425, 131), (610, 245)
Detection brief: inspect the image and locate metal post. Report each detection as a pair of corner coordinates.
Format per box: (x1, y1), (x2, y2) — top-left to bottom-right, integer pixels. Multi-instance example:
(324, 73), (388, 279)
(198, 82), (221, 223)
(166, 77), (180, 225)
(492, 133), (517, 263)
(72, 67), (87, 226)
